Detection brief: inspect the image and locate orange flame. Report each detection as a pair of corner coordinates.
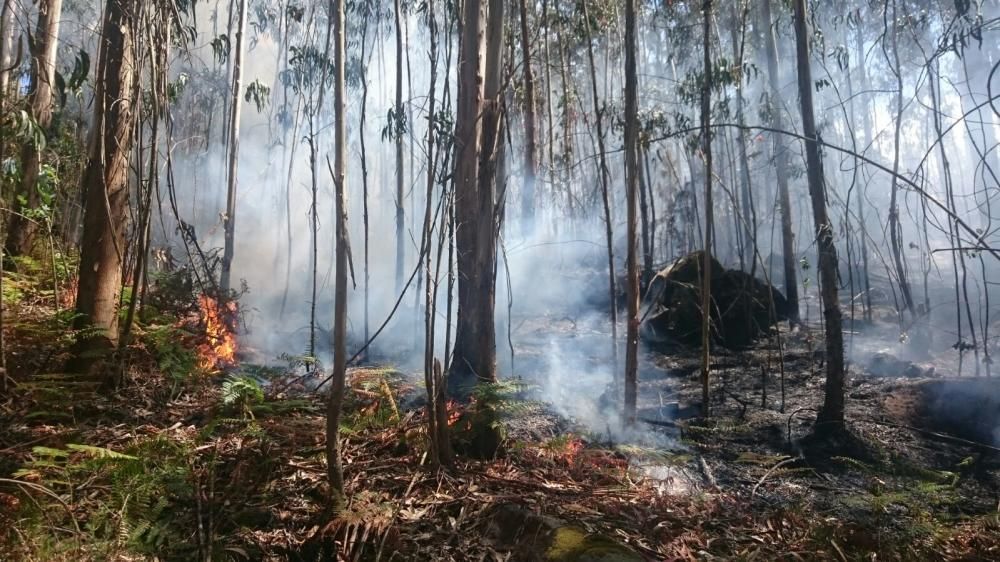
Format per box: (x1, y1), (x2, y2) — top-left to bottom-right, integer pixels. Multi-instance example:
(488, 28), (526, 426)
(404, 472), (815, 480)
(446, 400), (462, 427)
(562, 438), (585, 464)
(197, 295), (238, 371)
(60, 277), (78, 309)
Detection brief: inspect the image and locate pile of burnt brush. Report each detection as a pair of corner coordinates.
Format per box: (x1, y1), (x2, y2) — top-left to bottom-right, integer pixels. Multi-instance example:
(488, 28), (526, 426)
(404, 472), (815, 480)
(641, 251), (792, 349)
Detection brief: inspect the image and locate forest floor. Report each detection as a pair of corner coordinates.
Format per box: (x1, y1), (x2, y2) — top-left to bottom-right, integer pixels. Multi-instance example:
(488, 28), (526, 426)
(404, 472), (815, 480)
(2, 259), (1000, 560)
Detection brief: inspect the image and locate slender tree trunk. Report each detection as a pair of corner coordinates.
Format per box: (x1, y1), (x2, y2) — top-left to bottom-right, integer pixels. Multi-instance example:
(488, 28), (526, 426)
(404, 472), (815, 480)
(0, 0), (16, 106)
(854, 28), (873, 322)
(422, 0), (451, 466)
(541, 0), (556, 236)
(394, 0), (405, 291)
(761, 0), (798, 324)
(792, 0), (845, 433)
(886, 0), (914, 314)
(517, 0), (537, 236)
(699, 0), (714, 419)
(359, 16), (372, 359)
(71, 0), (138, 374)
(219, 0), (247, 293)
(449, 0), (487, 389)
(729, 3), (755, 274)
(0, 0), (9, 391)
(327, 0), (348, 505)
(623, 0), (640, 425)
(638, 145), (653, 286)
(471, 0), (502, 382)
(6, 0), (64, 257)
(582, 0), (618, 374)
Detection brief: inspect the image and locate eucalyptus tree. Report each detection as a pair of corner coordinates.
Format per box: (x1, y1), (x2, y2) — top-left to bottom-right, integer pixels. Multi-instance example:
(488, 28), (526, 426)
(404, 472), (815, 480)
(0, 0), (16, 105)
(72, 0), (141, 372)
(327, 0), (349, 503)
(623, 0), (640, 425)
(518, 0), (538, 236)
(792, 0), (846, 433)
(581, 0), (618, 372)
(449, 0), (493, 389)
(393, 0), (405, 290)
(6, 0), (64, 257)
(219, 0), (248, 295)
(698, 0), (714, 419)
(760, 0), (799, 324)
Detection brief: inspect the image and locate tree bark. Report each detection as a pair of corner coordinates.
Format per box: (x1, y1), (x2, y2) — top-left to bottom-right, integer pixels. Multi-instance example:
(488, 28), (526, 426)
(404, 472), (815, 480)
(886, 0), (914, 314)
(219, 0), (248, 294)
(517, 0), (537, 236)
(792, 0), (845, 433)
(0, 0), (16, 106)
(449, 0), (489, 390)
(623, 0), (640, 425)
(761, 0), (799, 324)
(394, 0), (405, 291)
(699, 0), (714, 419)
(327, 0), (348, 505)
(581, 0), (618, 376)
(6, 0), (64, 257)
(71, 0), (138, 372)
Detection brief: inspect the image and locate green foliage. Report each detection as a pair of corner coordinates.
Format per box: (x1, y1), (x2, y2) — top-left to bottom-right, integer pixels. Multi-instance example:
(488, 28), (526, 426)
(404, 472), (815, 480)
(220, 374), (265, 419)
(210, 33), (231, 64)
(146, 268), (196, 319)
(55, 48), (91, 106)
(453, 381), (534, 458)
(245, 78), (271, 112)
(145, 325), (200, 388)
(11, 437), (195, 559)
(7, 110), (47, 151)
(381, 104), (408, 141)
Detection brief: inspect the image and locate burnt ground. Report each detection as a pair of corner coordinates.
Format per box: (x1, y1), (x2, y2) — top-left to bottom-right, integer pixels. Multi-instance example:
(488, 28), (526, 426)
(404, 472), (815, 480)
(4, 264), (1000, 560)
(502, 303), (1000, 556)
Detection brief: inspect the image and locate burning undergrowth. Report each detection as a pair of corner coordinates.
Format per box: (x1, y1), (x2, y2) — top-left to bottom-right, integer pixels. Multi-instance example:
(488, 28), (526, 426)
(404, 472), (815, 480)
(194, 293), (239, 372)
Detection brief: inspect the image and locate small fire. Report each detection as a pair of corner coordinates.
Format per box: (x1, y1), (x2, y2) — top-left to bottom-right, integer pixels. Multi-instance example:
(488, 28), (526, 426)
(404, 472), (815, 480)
(561, 438), (585, 464)
(60, 277), (78, 309)
(196, 294), (238, 371)
(446, 400), (462, 426)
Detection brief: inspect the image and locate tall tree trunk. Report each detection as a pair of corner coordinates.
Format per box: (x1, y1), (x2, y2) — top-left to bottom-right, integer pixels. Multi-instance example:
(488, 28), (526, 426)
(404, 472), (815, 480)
(582, 0), (618, 376)
(638, 145), (653, 286)
(71, 0), (137, 373)
(0, 0), (16, 106)
(219, 0), (247, 294)
(729, 2), (755, 274)
(886, 0), (914, 314)
(6, 0), (64, 257)
(307, 16), (333, 369)
(541, 0), (556, 236)
(327, 0), (348, 505)
(422, 0), (451, 466)
(792, 0), (845, 433)
(359, 15), (372, 359)
(698, 0), (714, 419)
(851, 26), (873, 323)
(470, 0), (502, 382)
(761, 0), (799, 324)
(623, 0), (640, 425)
(517, 0), (537, 236)
(394, 0), (405, 291)
(449, 0), (488, 390)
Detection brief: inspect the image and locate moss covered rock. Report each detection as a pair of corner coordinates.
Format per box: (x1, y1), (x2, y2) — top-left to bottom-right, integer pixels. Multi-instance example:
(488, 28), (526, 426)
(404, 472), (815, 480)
(486, 504), (643, 562)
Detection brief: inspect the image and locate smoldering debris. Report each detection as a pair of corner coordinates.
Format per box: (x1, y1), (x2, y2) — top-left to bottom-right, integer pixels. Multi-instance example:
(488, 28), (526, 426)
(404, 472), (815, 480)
(640, 251), (791, 349)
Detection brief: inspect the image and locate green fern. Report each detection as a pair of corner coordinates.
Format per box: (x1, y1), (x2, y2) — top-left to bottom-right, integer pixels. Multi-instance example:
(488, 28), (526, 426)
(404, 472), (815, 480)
(221, 374), (265, 419)
(11, 436), (196, 558)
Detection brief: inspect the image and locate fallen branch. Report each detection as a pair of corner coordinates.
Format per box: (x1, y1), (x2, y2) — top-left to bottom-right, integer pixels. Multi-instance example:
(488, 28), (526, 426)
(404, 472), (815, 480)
(751, 456), (800, 498)
(860, 418), (1000, 453)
